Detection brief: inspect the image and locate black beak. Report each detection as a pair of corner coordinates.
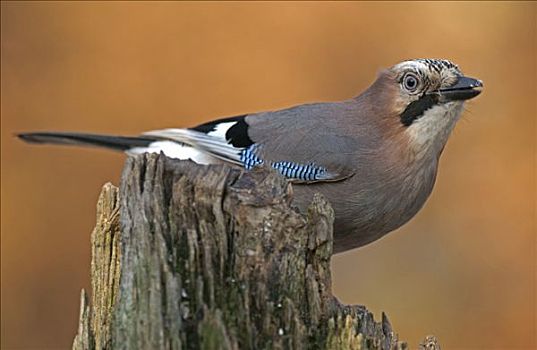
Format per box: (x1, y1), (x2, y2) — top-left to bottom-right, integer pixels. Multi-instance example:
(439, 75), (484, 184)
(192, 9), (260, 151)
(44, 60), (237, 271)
(435, 76), (483, 102)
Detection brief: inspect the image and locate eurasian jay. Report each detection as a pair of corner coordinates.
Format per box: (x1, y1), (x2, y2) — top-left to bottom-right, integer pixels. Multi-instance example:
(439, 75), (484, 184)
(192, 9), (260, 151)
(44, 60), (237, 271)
(18, 58), (483, 253)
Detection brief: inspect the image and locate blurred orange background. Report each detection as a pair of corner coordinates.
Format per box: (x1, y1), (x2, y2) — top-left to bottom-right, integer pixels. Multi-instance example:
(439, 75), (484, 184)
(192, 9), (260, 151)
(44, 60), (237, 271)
(1, 2), (535, 349)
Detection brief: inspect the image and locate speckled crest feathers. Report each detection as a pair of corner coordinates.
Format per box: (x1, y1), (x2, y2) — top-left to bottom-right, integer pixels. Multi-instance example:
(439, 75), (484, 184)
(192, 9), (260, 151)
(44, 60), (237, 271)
(392, 59), (462, 91)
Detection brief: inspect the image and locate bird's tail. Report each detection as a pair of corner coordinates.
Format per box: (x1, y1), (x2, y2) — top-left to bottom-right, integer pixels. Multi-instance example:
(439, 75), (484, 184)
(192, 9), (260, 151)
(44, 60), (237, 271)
(17, 132), (157, 151)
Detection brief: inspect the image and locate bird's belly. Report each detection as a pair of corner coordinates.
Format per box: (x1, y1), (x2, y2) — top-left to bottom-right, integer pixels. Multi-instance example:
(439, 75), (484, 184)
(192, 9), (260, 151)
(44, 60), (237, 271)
(292, 177), (434, 253)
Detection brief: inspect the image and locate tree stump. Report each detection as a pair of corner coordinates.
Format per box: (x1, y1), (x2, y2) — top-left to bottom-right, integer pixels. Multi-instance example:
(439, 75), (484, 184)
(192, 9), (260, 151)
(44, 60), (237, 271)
(72, 153), (435, 349)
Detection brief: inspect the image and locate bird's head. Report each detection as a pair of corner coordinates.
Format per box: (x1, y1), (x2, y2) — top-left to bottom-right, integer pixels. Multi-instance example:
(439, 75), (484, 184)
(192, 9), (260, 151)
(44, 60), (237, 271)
(372, 59), (483, 156)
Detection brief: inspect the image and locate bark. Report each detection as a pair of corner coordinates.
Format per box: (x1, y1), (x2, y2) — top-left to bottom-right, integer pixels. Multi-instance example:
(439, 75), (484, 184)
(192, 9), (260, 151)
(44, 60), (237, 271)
(72, 153), (439, 350)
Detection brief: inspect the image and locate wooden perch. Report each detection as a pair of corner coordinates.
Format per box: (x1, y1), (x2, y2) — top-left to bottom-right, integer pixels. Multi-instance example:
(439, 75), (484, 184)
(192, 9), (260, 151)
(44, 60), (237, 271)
(72, 153), (439, 350)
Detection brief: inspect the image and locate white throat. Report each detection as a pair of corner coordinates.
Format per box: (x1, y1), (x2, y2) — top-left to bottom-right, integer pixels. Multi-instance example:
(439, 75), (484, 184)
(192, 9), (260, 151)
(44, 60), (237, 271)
(405, 101), (464, 157)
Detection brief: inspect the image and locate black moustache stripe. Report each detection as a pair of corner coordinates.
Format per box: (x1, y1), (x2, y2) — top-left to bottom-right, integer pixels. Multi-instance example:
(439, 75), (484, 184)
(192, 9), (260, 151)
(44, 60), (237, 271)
(400, 94), (439, 127)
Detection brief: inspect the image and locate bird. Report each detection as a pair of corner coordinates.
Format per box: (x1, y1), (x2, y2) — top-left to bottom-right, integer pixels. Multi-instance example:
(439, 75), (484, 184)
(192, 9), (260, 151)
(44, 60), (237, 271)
(18, 58), (483, 253)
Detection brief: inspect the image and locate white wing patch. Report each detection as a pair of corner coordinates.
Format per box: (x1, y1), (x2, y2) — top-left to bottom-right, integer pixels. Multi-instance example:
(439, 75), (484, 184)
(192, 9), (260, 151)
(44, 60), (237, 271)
(207, 121), (237, 139)
(128, 140), (218, 165)
(142, 126), (244, 165)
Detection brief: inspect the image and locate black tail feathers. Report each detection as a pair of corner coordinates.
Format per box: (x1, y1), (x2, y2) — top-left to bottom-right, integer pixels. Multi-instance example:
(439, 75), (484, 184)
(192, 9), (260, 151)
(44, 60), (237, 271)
(17, 132), (156, 151)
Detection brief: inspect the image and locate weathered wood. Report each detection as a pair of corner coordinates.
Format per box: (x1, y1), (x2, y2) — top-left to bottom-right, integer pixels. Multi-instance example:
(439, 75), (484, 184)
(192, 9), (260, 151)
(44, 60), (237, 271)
(73, 183), (121, 350)
(73, 153), (438, 349)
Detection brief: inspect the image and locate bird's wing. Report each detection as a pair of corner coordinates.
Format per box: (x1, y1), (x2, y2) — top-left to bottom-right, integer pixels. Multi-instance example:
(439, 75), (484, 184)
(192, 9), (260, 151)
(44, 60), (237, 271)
(144, 103), (358, 183)
(142, 115), (248, 166)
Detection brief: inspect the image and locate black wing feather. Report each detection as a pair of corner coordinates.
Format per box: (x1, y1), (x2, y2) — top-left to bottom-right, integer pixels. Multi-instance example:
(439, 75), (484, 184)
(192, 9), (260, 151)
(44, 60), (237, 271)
(190, 114), (254, 148)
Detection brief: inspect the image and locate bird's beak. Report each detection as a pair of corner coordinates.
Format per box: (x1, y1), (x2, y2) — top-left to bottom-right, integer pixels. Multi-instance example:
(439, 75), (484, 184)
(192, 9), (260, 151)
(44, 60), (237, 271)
(434, 76), (483, 102)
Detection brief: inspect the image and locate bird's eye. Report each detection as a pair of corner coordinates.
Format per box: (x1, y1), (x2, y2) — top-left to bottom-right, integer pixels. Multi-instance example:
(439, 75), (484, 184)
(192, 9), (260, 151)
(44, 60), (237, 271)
(402, 73), (419, 92)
